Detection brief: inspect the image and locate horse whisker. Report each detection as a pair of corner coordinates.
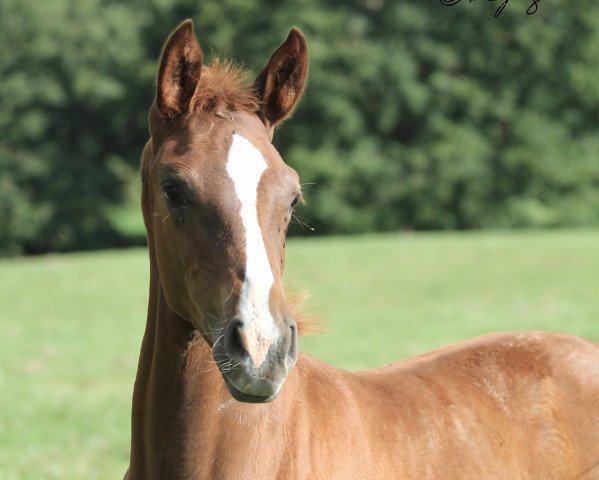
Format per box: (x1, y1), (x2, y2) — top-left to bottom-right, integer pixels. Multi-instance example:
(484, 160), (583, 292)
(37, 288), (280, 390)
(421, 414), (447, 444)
(223, 285), (235, 304)
(292, 213), (315, 232)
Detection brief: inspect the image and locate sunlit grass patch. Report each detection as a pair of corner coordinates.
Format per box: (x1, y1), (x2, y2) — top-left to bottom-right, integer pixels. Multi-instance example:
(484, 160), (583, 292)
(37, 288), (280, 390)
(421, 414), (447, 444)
(2, 230), (599, 478)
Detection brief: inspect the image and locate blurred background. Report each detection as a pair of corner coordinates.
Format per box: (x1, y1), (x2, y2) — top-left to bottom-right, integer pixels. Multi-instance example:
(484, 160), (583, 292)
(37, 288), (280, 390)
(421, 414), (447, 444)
(2, 0), (599, 478)
(2, 0), (599, 255)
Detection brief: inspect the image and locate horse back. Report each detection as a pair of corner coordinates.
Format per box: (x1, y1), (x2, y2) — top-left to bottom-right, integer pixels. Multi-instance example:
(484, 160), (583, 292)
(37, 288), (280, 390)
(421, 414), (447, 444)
(300, 332), (599, 479)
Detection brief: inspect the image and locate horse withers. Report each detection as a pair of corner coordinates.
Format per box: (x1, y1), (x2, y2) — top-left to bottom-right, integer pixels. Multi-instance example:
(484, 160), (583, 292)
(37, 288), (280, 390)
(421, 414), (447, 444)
(125, 19), (599, 479)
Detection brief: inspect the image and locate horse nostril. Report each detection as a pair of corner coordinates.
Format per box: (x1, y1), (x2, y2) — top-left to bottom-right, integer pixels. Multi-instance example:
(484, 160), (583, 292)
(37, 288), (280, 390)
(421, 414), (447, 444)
(224, 320), (248, 361)
(223, 318), (298, 370)
(287, 323), (298, 365)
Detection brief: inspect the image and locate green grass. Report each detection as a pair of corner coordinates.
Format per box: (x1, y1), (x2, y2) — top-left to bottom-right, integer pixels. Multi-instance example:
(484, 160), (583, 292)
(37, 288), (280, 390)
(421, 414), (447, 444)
(2, 230), (599, 479)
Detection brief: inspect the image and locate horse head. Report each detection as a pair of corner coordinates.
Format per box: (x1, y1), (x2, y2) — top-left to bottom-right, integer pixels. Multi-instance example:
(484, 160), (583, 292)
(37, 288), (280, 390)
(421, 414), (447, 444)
(141, 20), (308, 403)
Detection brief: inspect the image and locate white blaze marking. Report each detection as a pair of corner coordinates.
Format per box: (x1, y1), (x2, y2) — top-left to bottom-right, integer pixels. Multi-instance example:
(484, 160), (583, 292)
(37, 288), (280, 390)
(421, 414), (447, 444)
(226, 134), (276, 368)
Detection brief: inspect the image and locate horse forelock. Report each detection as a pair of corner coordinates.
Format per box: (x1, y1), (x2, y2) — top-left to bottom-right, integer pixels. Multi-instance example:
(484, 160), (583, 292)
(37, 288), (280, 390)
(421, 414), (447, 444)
(190, 58), (259, 115)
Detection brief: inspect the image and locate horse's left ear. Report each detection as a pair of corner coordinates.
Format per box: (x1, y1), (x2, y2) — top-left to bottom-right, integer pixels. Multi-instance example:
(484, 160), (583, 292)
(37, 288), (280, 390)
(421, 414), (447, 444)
(253, 28), (308, 132)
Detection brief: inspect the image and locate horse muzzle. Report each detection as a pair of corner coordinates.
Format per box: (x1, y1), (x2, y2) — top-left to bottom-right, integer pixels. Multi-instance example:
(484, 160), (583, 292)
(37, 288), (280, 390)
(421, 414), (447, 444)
(216, 318), (297, 403)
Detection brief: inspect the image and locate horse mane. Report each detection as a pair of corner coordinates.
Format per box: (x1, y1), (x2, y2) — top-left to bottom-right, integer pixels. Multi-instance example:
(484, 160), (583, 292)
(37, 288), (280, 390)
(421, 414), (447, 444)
(190, 58), (259, 114)
(286, 287), (323, 336)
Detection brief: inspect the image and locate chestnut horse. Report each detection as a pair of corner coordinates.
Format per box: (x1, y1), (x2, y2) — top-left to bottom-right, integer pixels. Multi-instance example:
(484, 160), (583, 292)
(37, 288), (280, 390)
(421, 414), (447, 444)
(125, 20), (599, 479)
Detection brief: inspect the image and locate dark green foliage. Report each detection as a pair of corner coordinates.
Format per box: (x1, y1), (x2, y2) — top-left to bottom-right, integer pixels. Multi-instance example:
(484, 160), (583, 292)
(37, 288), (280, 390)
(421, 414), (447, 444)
(286, 0), (599, 233)
(1, 0), (598, 254)
(0, 0), (152, 253)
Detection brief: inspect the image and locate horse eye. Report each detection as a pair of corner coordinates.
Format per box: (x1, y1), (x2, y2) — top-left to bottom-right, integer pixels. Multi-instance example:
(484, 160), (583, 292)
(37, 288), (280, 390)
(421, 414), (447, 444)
(290, 193), (301, 210)
(162, 182), (186, 207)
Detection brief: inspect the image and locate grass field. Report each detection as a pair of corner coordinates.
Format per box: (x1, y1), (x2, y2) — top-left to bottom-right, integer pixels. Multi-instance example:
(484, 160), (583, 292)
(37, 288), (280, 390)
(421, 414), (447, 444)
(2, 230), (599, 479)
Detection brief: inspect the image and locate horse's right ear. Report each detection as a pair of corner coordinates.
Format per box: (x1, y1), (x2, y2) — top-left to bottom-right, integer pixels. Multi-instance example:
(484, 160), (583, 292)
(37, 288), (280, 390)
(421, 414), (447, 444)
(156, 20), (203, 118)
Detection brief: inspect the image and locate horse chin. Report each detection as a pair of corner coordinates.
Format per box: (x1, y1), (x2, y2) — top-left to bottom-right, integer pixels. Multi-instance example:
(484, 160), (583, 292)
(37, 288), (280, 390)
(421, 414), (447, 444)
(222, 375), (281, 404)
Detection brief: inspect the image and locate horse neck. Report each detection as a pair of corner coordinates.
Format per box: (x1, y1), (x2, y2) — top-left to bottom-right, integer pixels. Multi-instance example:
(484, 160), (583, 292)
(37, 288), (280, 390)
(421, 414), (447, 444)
(129, 249), (297, 478)
(128, 248), (219, 476)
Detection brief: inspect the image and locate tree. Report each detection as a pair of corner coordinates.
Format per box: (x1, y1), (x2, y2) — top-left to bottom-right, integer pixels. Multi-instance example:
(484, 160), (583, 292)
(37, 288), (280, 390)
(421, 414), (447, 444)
(2, 0), (598, 254)
(0, 0), (152, 253)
